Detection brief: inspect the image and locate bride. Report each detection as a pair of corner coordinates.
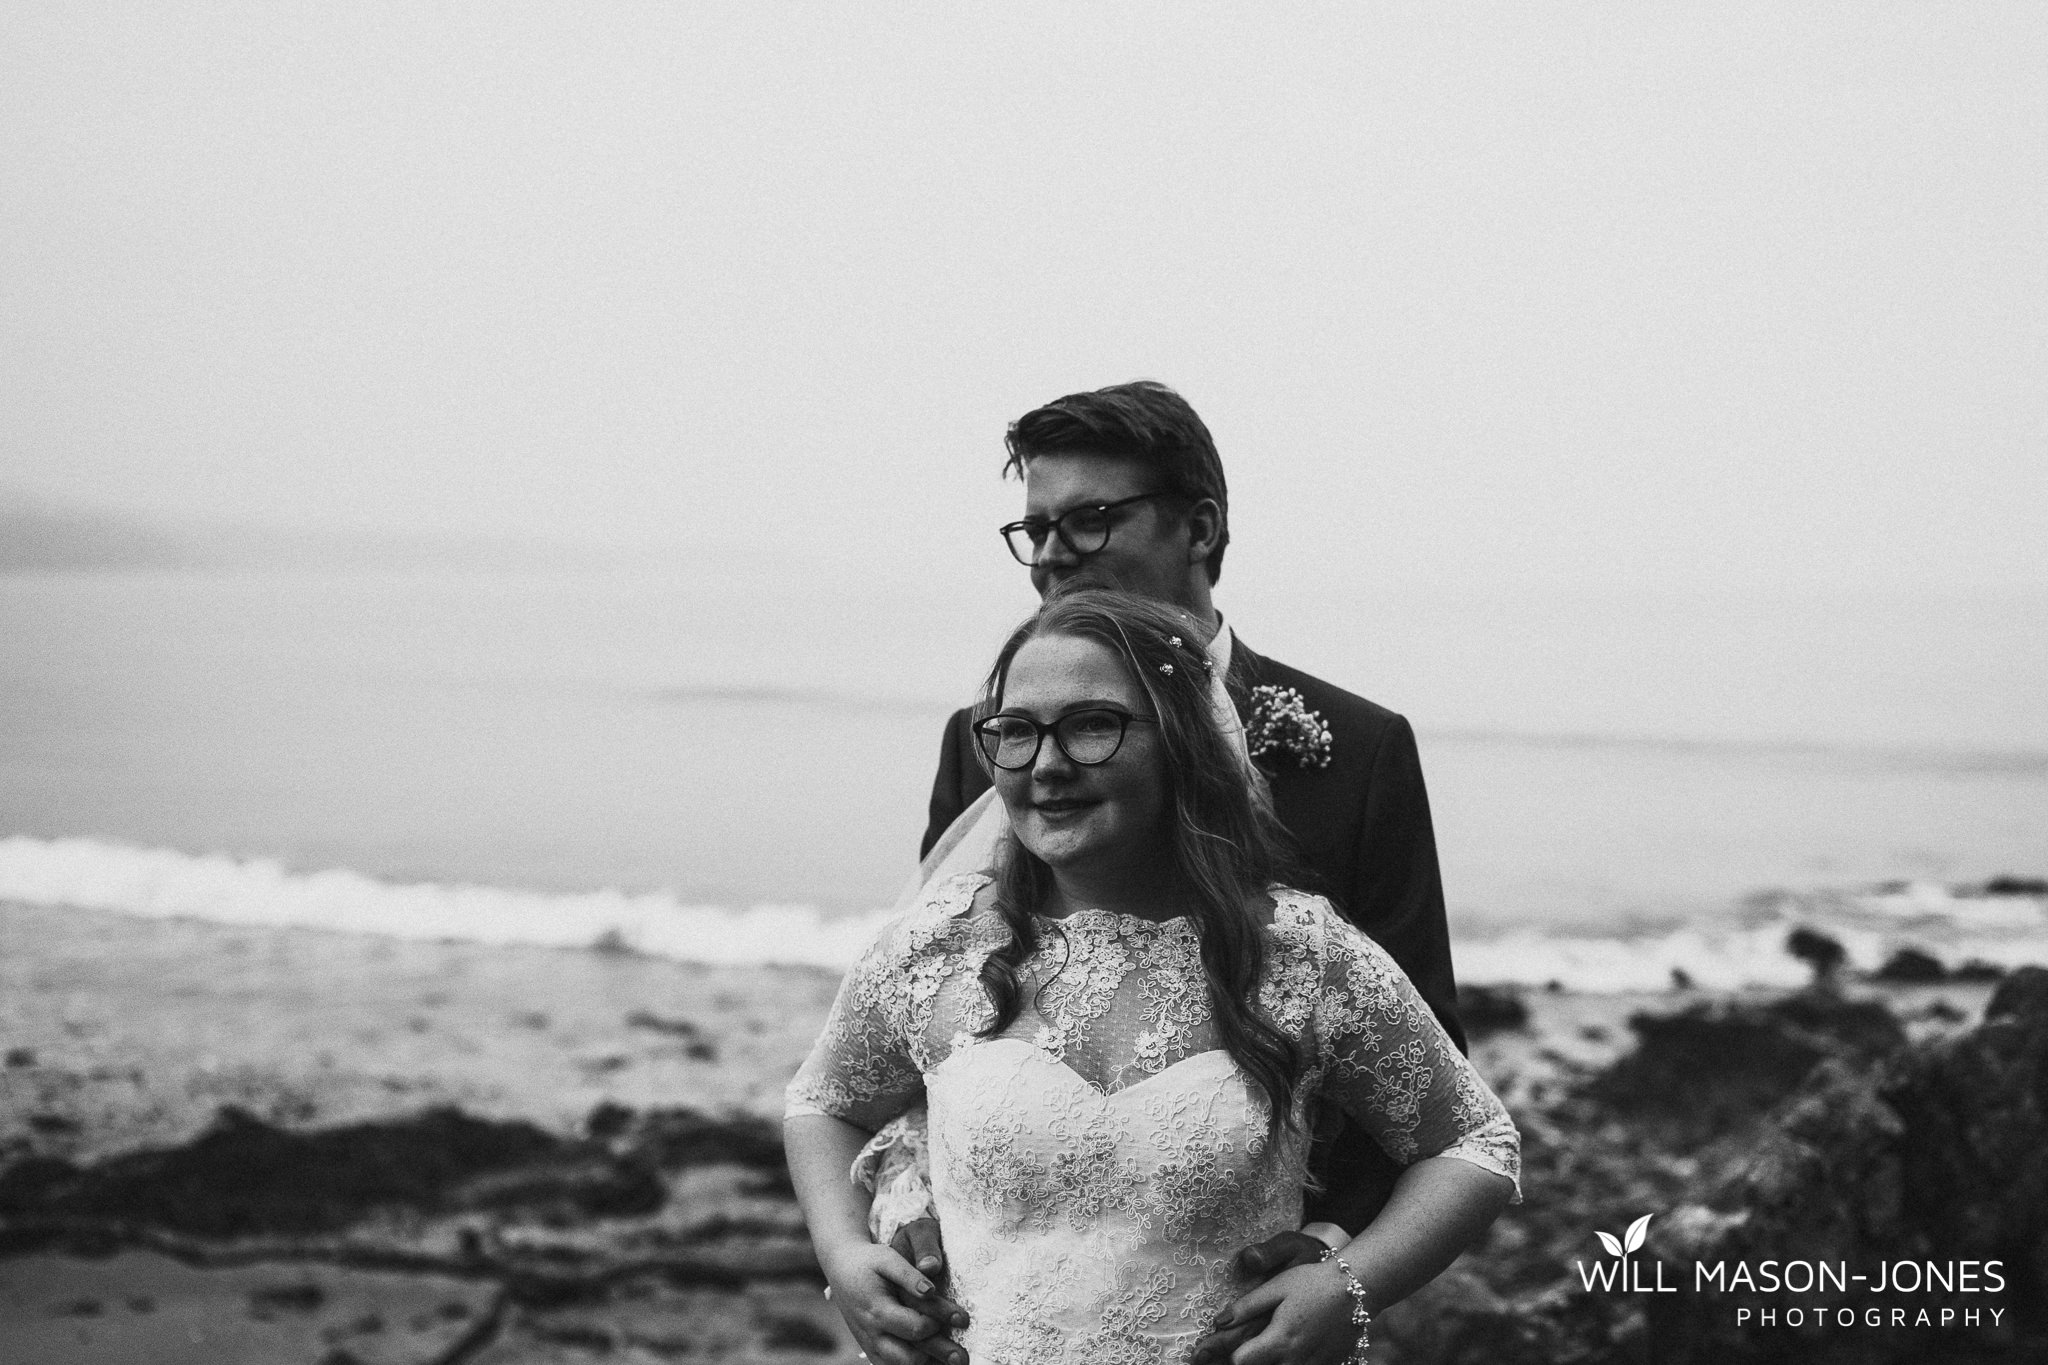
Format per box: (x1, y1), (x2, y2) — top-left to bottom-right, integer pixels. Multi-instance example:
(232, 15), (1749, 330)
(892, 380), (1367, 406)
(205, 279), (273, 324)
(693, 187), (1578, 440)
(785, 588), (1519, 1364)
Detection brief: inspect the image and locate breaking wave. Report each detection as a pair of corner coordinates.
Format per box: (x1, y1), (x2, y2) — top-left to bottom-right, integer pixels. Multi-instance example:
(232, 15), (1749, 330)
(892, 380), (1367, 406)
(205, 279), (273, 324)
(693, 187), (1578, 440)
(0, 835), (890, 969)
(1, 835), (2039, 988)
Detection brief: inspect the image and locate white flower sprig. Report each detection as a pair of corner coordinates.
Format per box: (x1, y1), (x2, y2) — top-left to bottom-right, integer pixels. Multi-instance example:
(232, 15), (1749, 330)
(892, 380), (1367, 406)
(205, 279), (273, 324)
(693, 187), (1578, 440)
(1246, 685), (1333, 770)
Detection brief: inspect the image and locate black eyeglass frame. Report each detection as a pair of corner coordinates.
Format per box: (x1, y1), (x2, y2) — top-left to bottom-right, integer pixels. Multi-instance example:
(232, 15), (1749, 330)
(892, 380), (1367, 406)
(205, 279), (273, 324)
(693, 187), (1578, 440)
(971, 708), (1159, 771)
(998, 491), (1179, 567)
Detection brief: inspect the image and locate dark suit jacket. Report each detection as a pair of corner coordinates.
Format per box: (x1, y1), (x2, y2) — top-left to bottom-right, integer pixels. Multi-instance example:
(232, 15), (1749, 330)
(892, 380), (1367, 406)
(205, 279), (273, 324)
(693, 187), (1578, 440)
(919, 635), (1464, 1230)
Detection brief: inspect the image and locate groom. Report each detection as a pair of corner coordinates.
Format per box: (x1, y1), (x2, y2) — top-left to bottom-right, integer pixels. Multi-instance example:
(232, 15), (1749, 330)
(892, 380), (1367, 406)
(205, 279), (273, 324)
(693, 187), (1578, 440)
(874, 381), (1465, 1362)
(926, 380), (1462, 1055)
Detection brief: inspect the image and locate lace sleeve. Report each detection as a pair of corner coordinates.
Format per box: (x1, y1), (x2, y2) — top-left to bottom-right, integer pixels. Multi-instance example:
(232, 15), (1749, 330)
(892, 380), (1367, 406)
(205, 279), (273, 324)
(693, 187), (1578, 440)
(1311, 907), (1521, 1199)
(851, 1105), (937, 1245)
(784, 917), (927, 1133)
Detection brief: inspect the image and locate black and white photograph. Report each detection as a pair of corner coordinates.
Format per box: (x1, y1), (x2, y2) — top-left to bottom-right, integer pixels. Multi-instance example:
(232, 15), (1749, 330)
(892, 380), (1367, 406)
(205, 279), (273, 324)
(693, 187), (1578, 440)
(2, 7), (2043, 1363)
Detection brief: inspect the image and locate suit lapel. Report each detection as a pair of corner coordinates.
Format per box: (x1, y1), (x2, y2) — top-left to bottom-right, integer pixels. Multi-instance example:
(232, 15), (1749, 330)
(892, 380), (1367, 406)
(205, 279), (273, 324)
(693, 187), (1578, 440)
(1226, 637), (1311, 857)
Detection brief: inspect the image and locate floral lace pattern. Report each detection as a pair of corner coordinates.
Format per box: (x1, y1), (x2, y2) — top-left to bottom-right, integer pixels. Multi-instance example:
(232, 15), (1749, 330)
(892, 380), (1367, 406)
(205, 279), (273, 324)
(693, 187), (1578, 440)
(787, 874), (1520, 1364)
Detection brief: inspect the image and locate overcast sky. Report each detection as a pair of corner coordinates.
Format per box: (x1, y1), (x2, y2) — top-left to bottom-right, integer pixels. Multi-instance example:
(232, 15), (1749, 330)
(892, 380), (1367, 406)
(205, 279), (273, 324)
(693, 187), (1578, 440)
(4, 4), (2043, 598)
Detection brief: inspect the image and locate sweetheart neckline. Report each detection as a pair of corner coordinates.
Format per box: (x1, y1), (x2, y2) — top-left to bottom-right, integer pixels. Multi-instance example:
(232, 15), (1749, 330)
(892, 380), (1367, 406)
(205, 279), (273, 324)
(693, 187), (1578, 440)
(933, 1036), (1239, 1101)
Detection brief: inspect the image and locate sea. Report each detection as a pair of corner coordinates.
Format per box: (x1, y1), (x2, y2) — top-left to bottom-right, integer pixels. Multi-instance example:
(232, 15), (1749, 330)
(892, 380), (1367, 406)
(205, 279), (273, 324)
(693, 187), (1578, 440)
(2, 569), (2043, 990)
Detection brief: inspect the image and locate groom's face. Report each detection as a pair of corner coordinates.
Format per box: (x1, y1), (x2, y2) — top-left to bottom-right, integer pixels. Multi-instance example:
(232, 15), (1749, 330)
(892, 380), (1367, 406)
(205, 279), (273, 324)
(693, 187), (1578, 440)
(1021, 453), (1192, 609)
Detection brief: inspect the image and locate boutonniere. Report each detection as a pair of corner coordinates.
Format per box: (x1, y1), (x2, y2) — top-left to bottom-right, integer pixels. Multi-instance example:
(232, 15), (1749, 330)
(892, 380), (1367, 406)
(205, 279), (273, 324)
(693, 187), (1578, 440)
(1246, 685), (1332, 770)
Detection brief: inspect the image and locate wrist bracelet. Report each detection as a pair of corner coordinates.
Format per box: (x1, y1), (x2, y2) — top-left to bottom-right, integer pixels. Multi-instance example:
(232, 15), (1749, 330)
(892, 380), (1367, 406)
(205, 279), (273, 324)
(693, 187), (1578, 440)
(1318, 1246), (1372, 1364)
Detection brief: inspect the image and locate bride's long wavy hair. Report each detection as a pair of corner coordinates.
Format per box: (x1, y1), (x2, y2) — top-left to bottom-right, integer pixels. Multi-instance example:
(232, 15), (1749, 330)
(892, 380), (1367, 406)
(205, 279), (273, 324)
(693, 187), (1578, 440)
(972, 587), (1305, 1133)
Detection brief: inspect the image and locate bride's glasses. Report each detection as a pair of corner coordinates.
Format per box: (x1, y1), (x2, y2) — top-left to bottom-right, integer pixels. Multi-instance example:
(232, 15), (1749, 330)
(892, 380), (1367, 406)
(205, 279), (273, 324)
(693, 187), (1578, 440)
(973, 708), (1157, 770)
(999, 492), (1175, 567)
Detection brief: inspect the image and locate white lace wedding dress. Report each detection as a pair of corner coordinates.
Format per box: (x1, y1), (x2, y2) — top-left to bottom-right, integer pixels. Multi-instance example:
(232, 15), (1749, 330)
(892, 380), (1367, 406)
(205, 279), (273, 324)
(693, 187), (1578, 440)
(786, 873), (1520, 1365)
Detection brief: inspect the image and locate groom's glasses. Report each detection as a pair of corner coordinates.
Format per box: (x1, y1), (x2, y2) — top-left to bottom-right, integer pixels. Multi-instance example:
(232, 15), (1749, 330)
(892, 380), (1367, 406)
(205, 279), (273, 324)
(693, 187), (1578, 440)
(973, 708), (1158, 770)
(999, 492), (1175, 567)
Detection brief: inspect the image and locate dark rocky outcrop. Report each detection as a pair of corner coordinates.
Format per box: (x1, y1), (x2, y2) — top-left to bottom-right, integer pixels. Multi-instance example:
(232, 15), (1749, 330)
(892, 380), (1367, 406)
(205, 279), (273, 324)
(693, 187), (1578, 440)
(1379, 975), (2047, 1364)
(1787, 927), (1849, 984)
(1642, 968), (2048, 1361)
(1461, 984), (1533, 1039)
(583, 1102), (788, 1184)
(1585, 990), (1906, 1149)
(0, 1098), (818, 1365)
(0, 1105), (663, 1237)
(0, 1103), (791, 1241)
(1873, 947), (1948, 983)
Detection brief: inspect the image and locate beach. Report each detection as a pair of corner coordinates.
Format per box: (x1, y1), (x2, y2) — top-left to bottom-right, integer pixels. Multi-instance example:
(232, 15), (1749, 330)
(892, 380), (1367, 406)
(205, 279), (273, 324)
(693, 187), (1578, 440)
(5, 895), (2036, 1363)
(3, 568), (2042, 1363)
(0, 898), (843, 1364)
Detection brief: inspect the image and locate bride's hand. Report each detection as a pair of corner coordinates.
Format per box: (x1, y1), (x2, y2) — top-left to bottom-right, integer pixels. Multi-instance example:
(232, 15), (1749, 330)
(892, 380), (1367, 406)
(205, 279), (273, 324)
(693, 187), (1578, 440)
(1203, 1258), (1363, 1365)
(819, 1241), (971, 1365)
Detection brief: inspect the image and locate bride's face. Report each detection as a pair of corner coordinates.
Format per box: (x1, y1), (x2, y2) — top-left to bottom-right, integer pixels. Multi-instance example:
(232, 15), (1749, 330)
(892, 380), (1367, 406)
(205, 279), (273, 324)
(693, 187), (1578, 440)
(991, 632), (1170, 880)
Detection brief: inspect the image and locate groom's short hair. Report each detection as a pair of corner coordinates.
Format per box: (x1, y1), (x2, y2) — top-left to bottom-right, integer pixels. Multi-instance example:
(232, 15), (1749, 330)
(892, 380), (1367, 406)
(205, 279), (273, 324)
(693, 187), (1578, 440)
(1004, 380), (1231, 584)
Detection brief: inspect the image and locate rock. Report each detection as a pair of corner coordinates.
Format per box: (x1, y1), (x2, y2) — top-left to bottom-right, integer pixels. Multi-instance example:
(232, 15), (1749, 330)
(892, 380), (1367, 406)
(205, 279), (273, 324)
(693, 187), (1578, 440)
(1873, 947), (1946, 983)
(623, 1010), (719, 1060)
(1585, 991), (1905, 1149)
(1987, 968), (2048, 1024)
(583, 1100), (636, 1142)
(1374, 1266), (1514, 1364)
(589, 928), (636, 955)
(448, 1156), (665, 1220)
(249, 1282), (326, 1314)
(1376, 1271), (1646, 1365)
(1764, 991), (1908, 1057)
(526, 1318), (614, 1351)
(1461, 984), (1532, 1039)
(0, 1154), (81, 1209)
(1786, 927), (1847, 983)
(759, 1312), (837, 1352)
(1375, 978), (2043, 1364)
(0, 1102), (797, 1244)
(0, 1104), (665, 1237)
(1643, 966), (2048, 1360)
(1888, 969), (2048, 1282)
(591, 1105), (790, 1182)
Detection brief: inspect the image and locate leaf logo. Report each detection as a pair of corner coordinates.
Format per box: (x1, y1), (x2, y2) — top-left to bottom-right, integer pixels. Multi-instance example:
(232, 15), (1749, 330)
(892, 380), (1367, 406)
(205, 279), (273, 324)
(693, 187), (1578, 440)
(1594, 1214), (1652, 1258)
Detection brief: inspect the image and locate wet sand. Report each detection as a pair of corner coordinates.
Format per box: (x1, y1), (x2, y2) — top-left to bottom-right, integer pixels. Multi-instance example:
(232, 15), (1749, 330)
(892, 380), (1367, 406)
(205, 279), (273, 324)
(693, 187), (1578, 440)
(0, 900), (852, 1363)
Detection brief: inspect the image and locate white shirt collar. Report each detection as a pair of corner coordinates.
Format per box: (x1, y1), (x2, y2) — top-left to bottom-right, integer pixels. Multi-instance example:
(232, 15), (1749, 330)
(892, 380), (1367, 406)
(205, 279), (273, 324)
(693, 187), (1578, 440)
(1206, 614), (1235, 679)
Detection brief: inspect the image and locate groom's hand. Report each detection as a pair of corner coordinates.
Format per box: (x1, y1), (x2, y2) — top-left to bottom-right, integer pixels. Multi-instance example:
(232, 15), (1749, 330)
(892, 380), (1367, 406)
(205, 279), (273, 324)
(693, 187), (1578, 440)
(881, 1218), (964, 1365)
(819, 1243), (969, 1365)
(877, 1281), (970, 1365)
(889, 1216), (948, 1282)
(1187, 1230), (1329, 1364)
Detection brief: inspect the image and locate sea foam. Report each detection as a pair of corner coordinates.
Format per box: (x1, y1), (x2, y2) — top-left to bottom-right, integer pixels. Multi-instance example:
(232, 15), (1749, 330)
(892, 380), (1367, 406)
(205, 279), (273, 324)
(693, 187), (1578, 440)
(0, 835), (890, 969)
(1, 835), (2039, 988)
